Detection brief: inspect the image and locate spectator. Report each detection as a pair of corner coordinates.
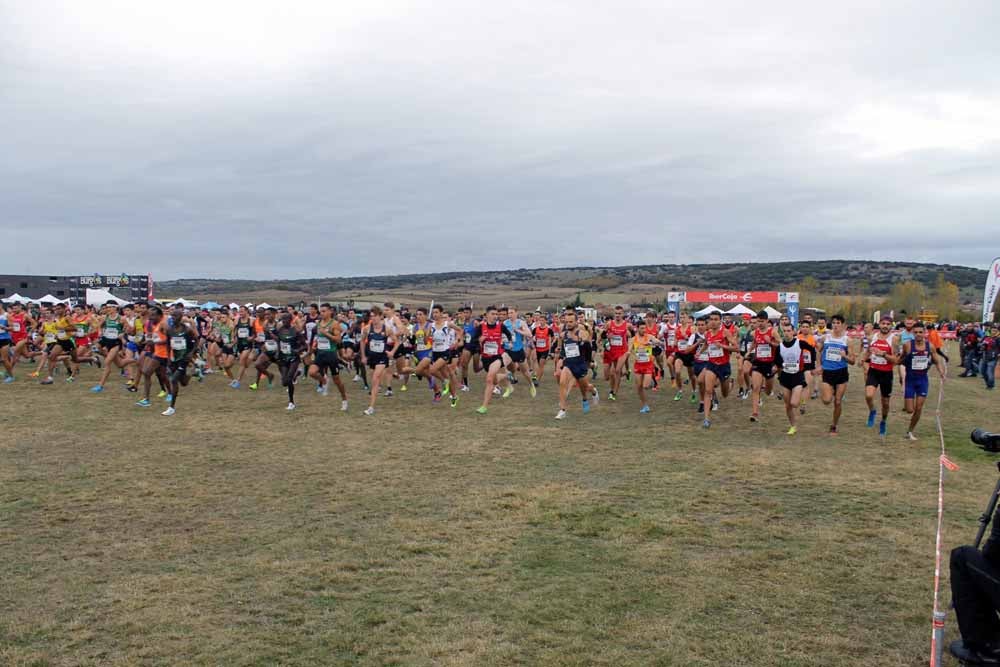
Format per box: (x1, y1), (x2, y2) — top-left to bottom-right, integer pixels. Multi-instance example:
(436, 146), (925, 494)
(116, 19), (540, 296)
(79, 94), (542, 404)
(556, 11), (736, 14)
(960, 324), (981, 377)
(981, 324), (999, 390)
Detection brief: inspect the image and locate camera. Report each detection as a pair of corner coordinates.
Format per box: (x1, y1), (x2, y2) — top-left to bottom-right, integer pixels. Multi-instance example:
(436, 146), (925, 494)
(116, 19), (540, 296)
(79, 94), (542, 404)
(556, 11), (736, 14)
(972, 429), (1000, 453)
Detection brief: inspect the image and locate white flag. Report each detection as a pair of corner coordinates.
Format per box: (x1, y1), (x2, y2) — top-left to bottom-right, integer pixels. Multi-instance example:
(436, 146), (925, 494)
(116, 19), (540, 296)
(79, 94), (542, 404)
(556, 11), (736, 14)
(984, 257), (1000, 323)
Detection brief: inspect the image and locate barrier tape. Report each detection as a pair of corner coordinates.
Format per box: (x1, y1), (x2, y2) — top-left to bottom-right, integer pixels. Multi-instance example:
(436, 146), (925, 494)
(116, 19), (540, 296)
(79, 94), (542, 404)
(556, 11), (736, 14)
(930, 361), (950, 667)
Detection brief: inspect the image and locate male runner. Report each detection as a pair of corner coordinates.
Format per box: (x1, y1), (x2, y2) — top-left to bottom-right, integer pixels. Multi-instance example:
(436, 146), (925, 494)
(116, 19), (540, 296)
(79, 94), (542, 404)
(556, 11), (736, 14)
(862, 316), (900, 437)
(901, 323), (946, 440)
(816, 314), (856, 435)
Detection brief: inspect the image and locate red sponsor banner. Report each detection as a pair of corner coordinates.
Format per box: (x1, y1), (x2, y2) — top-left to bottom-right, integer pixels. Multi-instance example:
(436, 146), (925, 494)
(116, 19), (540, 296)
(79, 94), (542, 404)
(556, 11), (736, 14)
(845, 330), (957, 339)
(684, 291), (779, 303)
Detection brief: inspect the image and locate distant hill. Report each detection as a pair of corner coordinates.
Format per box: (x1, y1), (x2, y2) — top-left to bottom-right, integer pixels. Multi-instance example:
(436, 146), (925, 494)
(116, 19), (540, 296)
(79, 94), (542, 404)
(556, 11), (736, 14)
(157, 261), (986, 305)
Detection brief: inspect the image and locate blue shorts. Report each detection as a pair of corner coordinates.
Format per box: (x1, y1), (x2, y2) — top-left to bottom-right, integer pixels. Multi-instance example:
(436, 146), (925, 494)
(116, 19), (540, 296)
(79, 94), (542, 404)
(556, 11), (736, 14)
(415, 350), (431, 362)
(905, 374), (929, 399)
(693, 361), (708, 376)
(703, 362), (731, 381)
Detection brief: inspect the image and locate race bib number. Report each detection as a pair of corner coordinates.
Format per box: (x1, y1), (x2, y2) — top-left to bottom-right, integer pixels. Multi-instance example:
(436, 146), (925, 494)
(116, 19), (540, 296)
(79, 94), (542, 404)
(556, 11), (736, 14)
(912, 356), (929, 371)
(264, 340), (278, 352)
(432, 341), (447, 352)
(610, 335), (623, 347)
(127, 335), (137, 343)
(483, 341), (499, 356)
(279, 341), (292, 355)
(102, 328), (116, 338)
(45, 333), (56, 343)
(802, 351), (811, 364)
(12, 322), (21, 332)
(221, 334), (230, 344)
(74, 329), (87, 338)
(464, 333), (471, 344)
(782, 361), (800, 374)
(756, 344), (772, 358)
(636, 349), (650, 363)
(316, 337), (331, 351)
(152, 334), (163, 343)
(237, 328), (249, 339)
(170, 336), (186, 351)
(56, 331), (68, 340)
(667, 334), (676, 346)
(535, 338), (547, 349)
(871, 354), (886, 365)
(416, 340), (430, 351)
(708, 344), (723, 358)
(256, 333), (266, 342)
(369, 339), (385, 353)
(564, 342), (580, 358)
(825, 348), (842, 362)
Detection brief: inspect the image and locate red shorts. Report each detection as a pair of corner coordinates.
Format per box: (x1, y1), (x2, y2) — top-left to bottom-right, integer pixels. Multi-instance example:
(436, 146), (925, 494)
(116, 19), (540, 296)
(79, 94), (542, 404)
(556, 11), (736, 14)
(634, 362), (655, 376)
(603, 348), (627, 364)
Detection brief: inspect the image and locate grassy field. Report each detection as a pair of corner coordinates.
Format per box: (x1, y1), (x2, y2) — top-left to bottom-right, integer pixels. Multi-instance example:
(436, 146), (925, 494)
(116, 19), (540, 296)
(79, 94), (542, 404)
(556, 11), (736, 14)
(2, 346), (997, 666)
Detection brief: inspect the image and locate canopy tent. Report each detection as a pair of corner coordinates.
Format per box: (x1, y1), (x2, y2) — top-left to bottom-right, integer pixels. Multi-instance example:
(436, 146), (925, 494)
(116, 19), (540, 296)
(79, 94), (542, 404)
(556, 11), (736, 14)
(1, 293), (33, 305)
(167, 298), (200, 308)
(725, 304), (756, 317)
(229, 302), (241, 310)
(257, 302), (275, 309)
(763, 306), (782, 320)
(199, 301), (222, 310)
(85, 288), (129, 307)
(692, 305), (724, 317)
(37, 294), (69, 305)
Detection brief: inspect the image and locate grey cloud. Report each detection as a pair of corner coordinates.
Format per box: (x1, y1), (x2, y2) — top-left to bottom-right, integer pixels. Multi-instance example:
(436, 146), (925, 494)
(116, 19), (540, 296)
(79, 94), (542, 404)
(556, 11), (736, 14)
(2, 1), (999, 279)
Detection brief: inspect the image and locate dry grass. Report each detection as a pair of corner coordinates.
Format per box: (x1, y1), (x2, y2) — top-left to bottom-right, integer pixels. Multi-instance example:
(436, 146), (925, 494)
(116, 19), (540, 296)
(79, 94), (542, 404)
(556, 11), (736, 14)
(1, 345), (996, 666)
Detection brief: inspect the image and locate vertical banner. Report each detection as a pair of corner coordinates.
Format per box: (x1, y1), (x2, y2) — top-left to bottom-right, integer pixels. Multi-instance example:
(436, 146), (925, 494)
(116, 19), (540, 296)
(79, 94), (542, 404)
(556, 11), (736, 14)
(667, 292), (684, 319)
(984, 257), (1000, 323)
(783, 292), (799, 326)
(147, 274), (154, 303)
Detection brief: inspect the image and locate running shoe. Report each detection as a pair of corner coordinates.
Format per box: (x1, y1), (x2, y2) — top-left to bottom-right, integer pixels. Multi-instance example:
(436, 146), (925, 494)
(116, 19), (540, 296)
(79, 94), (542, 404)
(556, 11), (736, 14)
(879, 420), (887, 436)
(749, 414), (758, 422)
(165, 394), (173, 403)
(712, 398), (719, 412)
(866, 409), (877, 428)
(341, 401), (349, 411)
(581, 399), (590, 414)
(40, 378), (53, 385)
(690, 392), (697, 403)
(702, 419), (711, 429)
(450, 394), (459, 408)
(136, 398), (151, 407)
(608, 391), (616, 401)
(287, 402), (296, 411)
(502, 386), (513, 399)
(906, 432), (917, 441)
(673, 391), (683, 401)
(2, 376), (14, 384)
(555, 409), (567, 420)
(157, 390), (167, 398)
(829, 425), (838, 436)
(460, 384), (469, 392)
(90, 385), (103, 393)
(476, 406), (488, 415)
(493, 386), (501, 396)
(249, 382), (258, 391)
(639, 405), (650, 414)
(433, 393), (442, 404)
(162, 407), (176, 416)
(787, 425), (797, 436)
(529, 384), (537, 398)
(384, 388), (393, 397)
(363, 406), (375, 416)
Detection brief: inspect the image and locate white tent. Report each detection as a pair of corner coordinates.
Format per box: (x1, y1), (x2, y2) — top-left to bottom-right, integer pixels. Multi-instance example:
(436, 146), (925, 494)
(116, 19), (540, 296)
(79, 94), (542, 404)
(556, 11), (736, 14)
(763, 306), (782, 320)
(167, 298), (200, 308)
(229, 302), (240, 310)
(692, 305), (724, 317)
(86, 288), (129, 307)
(37, 294), (66, 305)
(725, 304), (756, 317)
(257, 302), (274, 309)
(1, 293), (33, 305)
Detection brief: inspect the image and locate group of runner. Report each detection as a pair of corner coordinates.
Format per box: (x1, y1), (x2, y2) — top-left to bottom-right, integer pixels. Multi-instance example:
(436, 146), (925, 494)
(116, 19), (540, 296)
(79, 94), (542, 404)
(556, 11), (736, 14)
(0, 299), (951, 438)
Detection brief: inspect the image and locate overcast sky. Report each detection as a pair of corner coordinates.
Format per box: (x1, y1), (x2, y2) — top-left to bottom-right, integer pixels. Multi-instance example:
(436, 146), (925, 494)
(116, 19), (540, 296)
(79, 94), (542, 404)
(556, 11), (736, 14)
(2, 1), (999, 279)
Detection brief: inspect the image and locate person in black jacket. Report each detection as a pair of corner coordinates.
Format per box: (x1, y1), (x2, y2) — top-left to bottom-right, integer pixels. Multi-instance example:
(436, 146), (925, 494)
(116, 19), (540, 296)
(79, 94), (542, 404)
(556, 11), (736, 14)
(951, 501), (1000, 663)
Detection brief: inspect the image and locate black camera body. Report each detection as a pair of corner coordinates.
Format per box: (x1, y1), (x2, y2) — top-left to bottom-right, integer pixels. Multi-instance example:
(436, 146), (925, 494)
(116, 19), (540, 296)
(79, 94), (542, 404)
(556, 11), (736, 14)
(972, 430), (1000, 453)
